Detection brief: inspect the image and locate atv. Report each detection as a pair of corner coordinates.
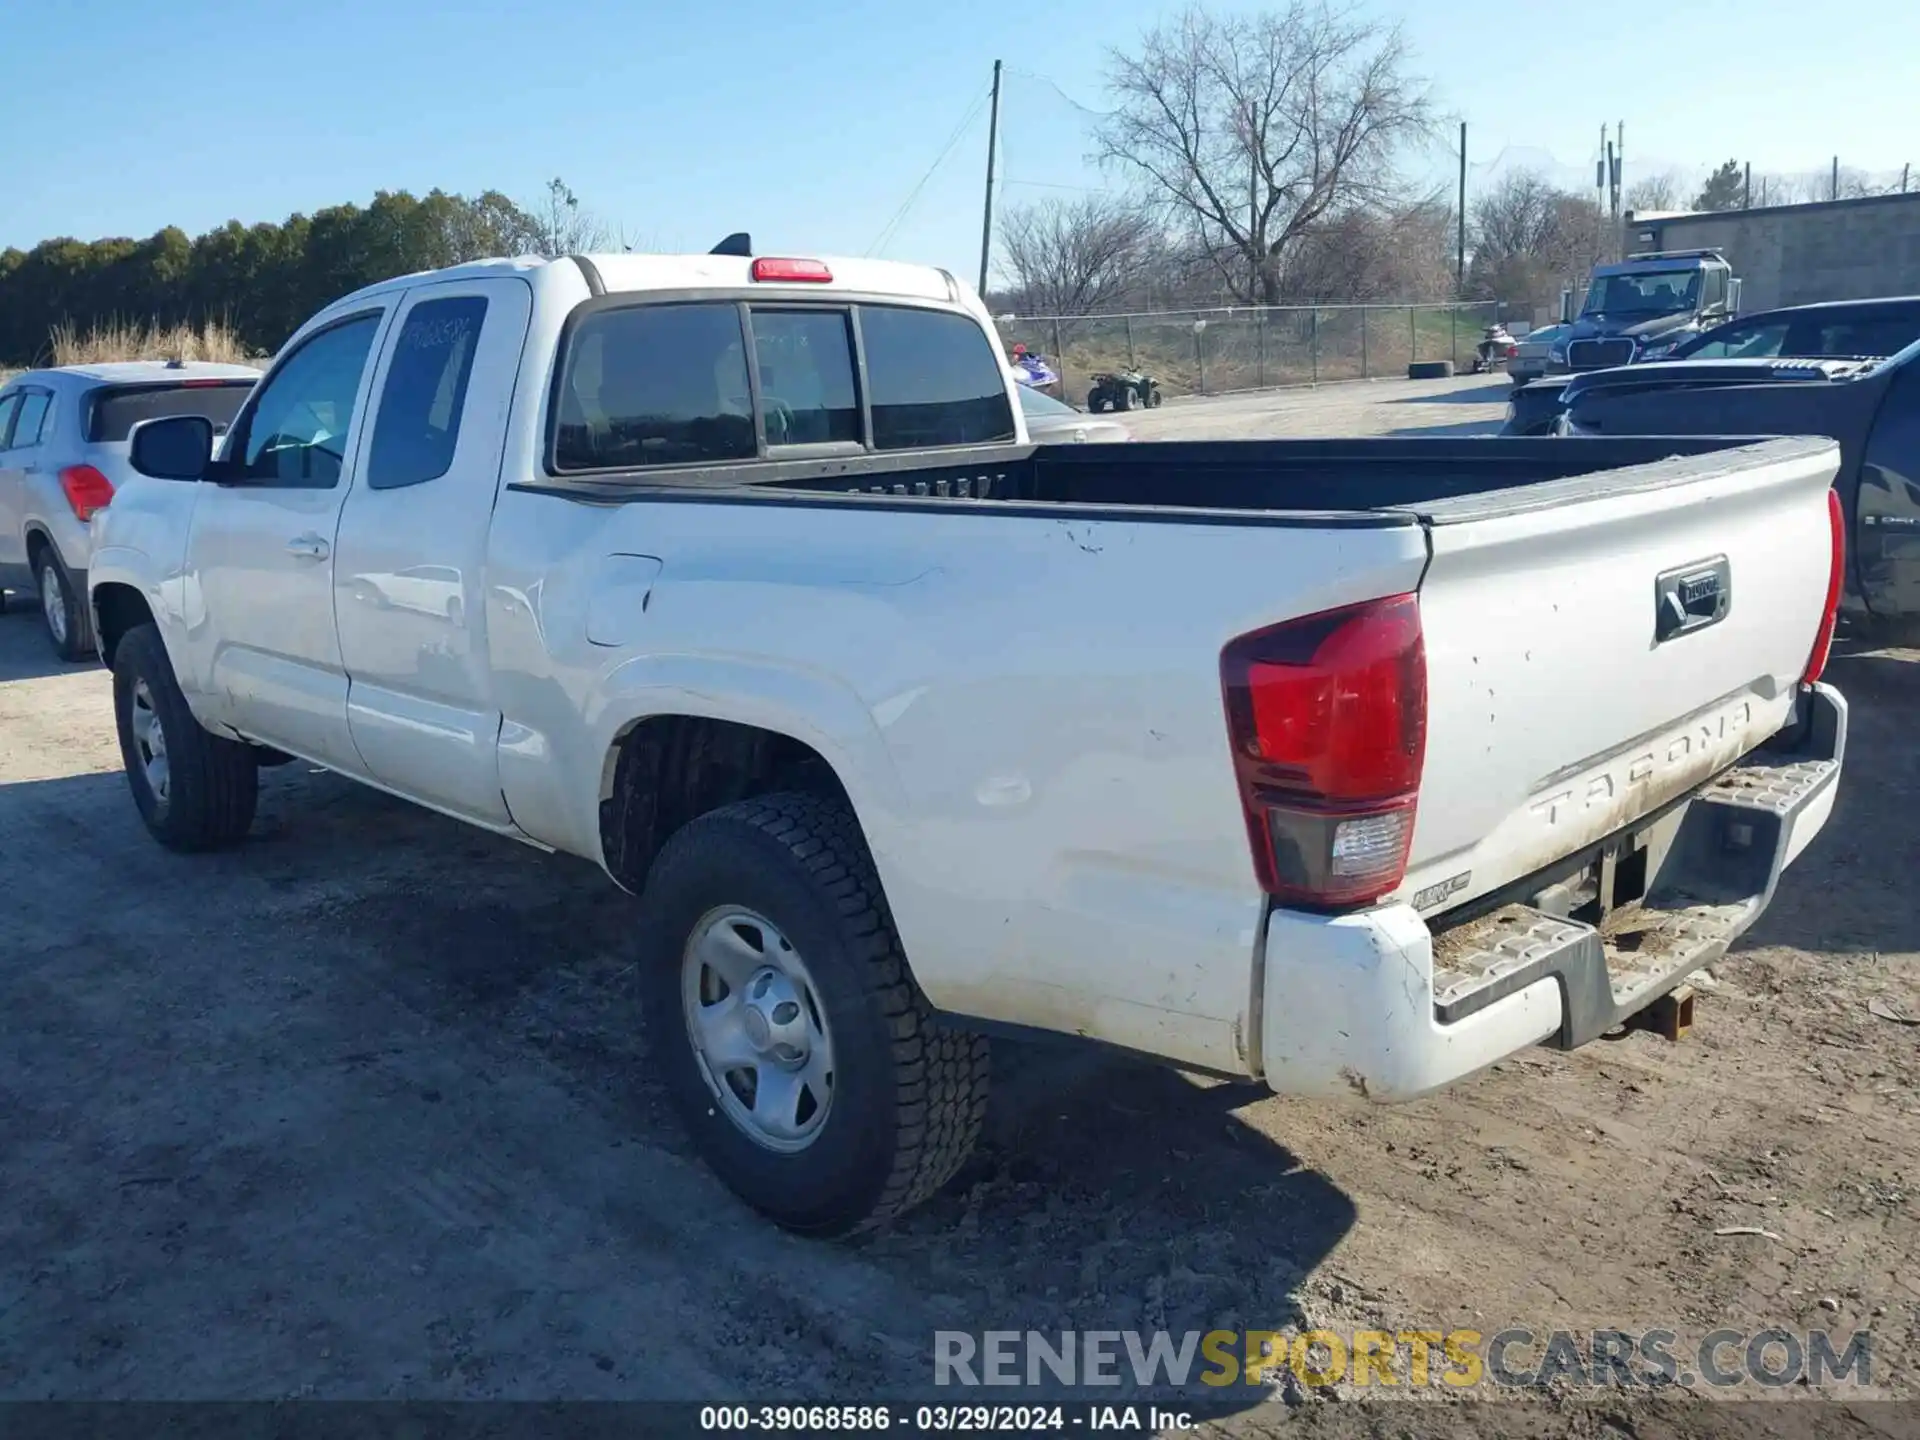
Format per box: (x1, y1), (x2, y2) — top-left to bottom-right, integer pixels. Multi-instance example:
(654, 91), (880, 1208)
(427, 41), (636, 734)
(1087, 370), (1162, 413)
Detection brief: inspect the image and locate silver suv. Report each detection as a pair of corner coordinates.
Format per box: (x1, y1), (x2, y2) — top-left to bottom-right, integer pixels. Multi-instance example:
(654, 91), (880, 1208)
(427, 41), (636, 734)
(0, 361), (259, 659)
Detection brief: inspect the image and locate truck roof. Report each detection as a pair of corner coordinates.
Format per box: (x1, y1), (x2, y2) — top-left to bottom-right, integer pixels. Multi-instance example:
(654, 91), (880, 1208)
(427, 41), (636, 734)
(1593, 250), (1727, 276)
(317, 251), (968, 318)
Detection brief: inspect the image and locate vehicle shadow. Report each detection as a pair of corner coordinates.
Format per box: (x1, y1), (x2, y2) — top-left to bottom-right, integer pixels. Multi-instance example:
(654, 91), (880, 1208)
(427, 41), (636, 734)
(0, 601), (95, 682)
(1732, 644), (1920, 958)
(0, 758), (1350, 1412)
(1387, 418), (1506, 438)
(1387, 380), (1515, 405)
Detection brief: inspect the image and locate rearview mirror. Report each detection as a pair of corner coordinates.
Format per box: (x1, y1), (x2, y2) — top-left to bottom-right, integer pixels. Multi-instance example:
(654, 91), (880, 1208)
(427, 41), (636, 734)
(128, 414), (214, 481)
(1727, 277), (1743, 316)
(1558, 289), (1575, 326)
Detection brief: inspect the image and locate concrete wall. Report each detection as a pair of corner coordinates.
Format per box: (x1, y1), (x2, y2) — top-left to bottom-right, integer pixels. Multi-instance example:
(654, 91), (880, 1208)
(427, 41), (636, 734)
(1628, 192), (1920, 313)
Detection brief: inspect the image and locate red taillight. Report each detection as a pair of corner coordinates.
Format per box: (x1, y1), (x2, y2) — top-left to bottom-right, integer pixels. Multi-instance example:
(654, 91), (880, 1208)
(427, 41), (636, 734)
(750, 257), (833, 283)
(1221, 593), (1427, 908)
(179, 378), (227, 388)
(1804, 487), (1846, 683)
(58, 465), (115, 522)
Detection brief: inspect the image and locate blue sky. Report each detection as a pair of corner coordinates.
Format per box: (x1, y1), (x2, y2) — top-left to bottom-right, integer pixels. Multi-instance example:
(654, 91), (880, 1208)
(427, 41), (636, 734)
(9, 0), (1917, 283)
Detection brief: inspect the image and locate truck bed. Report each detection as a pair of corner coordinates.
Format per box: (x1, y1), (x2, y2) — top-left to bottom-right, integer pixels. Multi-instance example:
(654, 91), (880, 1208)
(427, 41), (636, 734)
(514, 434), (1800, 524)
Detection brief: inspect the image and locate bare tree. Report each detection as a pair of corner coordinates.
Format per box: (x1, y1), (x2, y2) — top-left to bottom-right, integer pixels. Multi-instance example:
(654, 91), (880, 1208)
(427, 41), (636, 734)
(526, 177), (611, 256)
(1097, 2), (1431, 305)
(1625, 170), (1685, 213)
(997, 196), (1156, 318)
(1465, 169), (1596, 311)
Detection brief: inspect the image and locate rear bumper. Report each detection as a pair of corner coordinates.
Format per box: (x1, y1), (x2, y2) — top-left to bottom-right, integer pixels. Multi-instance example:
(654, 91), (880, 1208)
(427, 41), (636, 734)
(1259, 682), (1846, 1102)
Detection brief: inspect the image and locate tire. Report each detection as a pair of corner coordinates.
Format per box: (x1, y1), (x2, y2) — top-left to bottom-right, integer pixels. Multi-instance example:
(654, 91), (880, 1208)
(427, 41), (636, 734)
(111, 623), (258, 851)
(1087, 389), (1108, 413)
(34, 548), (95, 664)
(1407, 360), (1455, 379)
(638, 792), (989, 1235)
(1146, 386), (1163, 408)
(1112, 384), (1133, 412)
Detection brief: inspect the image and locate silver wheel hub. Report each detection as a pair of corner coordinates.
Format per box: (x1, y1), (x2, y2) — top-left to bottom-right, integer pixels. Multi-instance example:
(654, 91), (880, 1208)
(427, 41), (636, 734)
(682, 907), (834, 1153)
(129, 677), (170, 804)
(41, 565), (66, 644)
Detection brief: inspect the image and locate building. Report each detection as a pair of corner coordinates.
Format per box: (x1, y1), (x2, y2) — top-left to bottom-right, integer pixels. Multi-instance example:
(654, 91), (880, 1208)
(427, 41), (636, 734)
(1626, 191), (1920, 313)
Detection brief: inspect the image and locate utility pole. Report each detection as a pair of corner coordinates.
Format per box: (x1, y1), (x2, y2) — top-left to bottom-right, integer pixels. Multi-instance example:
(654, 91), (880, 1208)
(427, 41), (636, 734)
(977, 59), (1003, 300)
(1904, 163), (1911, 194)
(1456, 120), (1467, 292)
(1831, 155), (1840, 202)
(1744, 161), (1752, 210)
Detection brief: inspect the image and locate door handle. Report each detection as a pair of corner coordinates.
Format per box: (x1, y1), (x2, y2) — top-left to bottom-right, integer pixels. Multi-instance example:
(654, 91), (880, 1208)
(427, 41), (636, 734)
(286, 534), (330, 561)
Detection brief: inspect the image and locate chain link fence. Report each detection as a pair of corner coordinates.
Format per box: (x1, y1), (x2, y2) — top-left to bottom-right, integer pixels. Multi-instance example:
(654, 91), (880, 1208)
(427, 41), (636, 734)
(995, 301), (1514, 406)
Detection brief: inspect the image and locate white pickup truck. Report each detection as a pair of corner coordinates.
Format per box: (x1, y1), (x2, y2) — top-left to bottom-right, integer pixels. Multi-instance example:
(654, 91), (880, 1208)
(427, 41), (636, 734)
(88, 246), (1848, 1235)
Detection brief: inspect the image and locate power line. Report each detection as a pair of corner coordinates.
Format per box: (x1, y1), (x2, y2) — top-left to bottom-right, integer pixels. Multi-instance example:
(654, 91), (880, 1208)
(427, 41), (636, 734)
(867, 87), (992, 257)
(1003, 66), (1116, 119)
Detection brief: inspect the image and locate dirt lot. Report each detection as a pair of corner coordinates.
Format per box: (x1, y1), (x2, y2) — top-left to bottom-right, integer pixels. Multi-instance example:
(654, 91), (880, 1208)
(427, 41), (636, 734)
(1, 388), (1914, 1435)
(1120, 371), (1515, 441)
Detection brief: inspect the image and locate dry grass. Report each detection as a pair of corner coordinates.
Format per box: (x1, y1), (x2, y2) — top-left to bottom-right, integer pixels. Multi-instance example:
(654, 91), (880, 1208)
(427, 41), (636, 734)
(48, 317), (259, 367)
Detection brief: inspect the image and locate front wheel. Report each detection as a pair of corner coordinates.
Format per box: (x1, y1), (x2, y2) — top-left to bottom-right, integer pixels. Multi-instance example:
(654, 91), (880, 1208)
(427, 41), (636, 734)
(638, 792), (989, 1235)
(112, 623), (258, 851)
(34, 549), (95, 663)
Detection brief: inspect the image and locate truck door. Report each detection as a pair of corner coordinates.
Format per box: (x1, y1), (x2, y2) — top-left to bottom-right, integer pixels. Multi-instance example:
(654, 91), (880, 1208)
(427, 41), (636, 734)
(180, 308), (393, 771)
(1857, 357), (1920, 622)
(331, 276), (533, 826)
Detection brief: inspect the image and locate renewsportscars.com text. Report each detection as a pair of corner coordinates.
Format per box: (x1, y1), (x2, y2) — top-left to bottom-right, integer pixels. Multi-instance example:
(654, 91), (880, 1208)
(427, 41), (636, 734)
(933, 1328), (1872, 1390)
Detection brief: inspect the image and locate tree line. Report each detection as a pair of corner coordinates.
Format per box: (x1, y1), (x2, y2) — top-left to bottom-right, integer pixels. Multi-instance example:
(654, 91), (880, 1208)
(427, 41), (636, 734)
(0, 179), (613, 366)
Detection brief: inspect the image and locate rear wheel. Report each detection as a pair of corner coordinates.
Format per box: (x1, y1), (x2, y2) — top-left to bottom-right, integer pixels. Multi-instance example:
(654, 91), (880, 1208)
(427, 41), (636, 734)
(112, 623), (258, 851)
(638, 792), (989, 1235)
(1112, 384), (1133, 412)
(34, 549), (94, 663)
(1146, 386), (1163, 408)
(1087, 388), (1108, 413)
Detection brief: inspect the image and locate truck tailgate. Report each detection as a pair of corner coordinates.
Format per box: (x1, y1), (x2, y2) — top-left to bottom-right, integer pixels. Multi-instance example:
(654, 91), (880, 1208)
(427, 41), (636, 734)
(1398, 437), (1840, 916)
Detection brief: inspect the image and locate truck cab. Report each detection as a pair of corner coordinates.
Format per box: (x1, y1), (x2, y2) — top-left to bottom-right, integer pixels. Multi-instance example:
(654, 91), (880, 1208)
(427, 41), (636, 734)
(1547, 249), (1742, 375)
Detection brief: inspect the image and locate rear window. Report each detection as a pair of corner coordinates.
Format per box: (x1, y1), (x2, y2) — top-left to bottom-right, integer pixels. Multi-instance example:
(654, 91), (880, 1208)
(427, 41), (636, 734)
(859, 306), (1016, 451)
(549, 298), (1013, 473)
(86, 382), (253, 444)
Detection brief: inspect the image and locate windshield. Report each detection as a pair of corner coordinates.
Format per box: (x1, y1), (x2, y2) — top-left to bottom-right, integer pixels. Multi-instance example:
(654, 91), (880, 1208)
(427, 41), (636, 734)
(1581, 269), (1702, 317)
(1016, 386), (1076, 418)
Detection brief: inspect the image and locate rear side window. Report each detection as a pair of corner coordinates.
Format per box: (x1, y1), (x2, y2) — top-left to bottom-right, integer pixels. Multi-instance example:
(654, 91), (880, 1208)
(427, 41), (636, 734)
(859, 305), (1015, 451)
(367, 296), (489, 490)
(0, 394), (19, 447)
(555, 302), (755, 472)
(1813, 316), (1920, 358)
(9, 391), (51, 448)
(85, 382), (252, 443)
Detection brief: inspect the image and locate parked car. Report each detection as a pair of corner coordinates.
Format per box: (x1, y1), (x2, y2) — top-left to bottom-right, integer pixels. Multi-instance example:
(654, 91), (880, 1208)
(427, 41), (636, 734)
(1017, 384), (1131, 443)
(1505, 295), (1920, 437)
(1507, 324), (1570, 385)
(91, 247), (1845, 1236)
(0, 361), (260, 658)
(1553, 335), (1920, 641)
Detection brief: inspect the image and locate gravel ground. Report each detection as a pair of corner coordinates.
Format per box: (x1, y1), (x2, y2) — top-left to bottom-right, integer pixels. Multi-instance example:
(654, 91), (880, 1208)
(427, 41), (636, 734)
(1, 387), (1912, 1438)
(1116, 371), (1515, 441)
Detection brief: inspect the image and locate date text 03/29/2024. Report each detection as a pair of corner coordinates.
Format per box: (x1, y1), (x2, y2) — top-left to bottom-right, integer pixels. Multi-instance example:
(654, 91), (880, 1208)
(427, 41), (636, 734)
(698, 1405), (1194, 1433)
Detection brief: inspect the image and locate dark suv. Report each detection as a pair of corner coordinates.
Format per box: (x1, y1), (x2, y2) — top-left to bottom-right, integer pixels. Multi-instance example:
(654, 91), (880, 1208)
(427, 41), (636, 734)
(1505, 295), (1920, 436)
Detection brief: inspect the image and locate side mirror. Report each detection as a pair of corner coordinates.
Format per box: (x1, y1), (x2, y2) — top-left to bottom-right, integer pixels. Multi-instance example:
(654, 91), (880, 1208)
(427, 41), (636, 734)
(1558, 289), (1575, 326)
(128, 414), (214, 481)
(1727, 278), (1743, 316)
